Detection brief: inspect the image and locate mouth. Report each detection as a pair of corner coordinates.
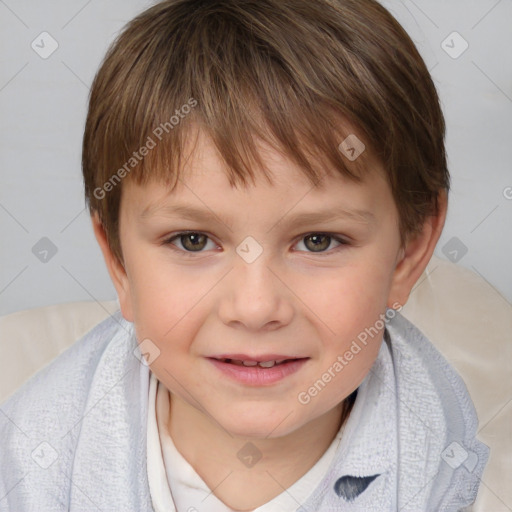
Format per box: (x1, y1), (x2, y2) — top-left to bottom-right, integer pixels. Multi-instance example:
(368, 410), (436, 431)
(207, 354), (310, 386)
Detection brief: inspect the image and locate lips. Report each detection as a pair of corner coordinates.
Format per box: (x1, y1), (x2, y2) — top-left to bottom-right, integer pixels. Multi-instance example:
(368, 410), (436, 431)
(208, 356), (309, 385)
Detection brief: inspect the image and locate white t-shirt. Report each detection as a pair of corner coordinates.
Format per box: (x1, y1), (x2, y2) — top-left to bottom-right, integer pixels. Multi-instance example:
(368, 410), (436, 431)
(146, 371), (348, 512)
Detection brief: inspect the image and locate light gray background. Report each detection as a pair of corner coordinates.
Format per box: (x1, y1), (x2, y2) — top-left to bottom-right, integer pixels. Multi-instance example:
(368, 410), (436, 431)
(0, 0), (511, 316)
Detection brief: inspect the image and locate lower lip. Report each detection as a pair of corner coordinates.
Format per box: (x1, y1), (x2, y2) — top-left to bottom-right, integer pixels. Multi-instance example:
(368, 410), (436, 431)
(207, 358), (309, 386)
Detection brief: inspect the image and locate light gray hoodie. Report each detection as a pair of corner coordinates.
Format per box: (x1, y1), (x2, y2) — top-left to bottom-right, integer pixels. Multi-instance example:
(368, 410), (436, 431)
(0, 310), (489, 511)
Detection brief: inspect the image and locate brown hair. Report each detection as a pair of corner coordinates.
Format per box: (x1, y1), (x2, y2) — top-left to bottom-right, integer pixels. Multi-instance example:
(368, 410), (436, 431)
(82, 0), (449, 265)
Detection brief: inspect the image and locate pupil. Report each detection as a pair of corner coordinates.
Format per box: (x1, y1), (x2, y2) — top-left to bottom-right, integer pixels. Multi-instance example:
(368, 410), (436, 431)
(307, 234), (329, 252)
(183, 233), (206, 251)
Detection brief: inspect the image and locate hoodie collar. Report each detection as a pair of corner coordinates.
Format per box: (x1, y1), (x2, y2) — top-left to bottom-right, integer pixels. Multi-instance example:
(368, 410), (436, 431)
(299, 310), (489, 511)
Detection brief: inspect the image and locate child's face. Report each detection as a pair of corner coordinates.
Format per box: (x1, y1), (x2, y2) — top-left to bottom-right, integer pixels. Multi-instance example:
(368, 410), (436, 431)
(110, 129), (406, 438)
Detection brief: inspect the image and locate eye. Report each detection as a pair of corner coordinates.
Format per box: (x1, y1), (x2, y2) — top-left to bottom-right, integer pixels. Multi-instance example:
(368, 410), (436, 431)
(294, 233), (349, 255)
(164, 231), (218, 254)
(163, 231), (349, 256)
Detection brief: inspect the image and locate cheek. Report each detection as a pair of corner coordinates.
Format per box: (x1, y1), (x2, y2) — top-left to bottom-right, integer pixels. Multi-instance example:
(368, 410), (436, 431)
(296, 254), (395, 394)
(125, 248), (205, 343)
(302, 260), (393, 338)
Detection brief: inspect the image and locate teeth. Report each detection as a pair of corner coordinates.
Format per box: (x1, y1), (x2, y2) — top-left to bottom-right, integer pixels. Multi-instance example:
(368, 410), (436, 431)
(220, 358), (293, 368)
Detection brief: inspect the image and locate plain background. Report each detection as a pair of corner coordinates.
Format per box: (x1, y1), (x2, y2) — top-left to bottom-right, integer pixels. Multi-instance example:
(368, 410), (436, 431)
(0, 0), (511, 316)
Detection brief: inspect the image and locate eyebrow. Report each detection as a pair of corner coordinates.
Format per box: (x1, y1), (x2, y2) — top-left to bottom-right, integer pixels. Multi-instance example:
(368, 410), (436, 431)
(138, 203), (375, 229)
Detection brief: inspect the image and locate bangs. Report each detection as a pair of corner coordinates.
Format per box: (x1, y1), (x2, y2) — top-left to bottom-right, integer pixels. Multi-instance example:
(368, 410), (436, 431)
(132, 101), (372, 194)
(85, 0), (386, 206)
(83, 0), (449, 262)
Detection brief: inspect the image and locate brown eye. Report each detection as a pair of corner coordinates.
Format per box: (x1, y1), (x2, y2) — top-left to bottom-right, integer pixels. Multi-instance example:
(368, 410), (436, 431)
(166, 232), (213, 253)
(179, 233), (208, 251)
(303, 234), (333, 252)
(295, 233), (349, 255)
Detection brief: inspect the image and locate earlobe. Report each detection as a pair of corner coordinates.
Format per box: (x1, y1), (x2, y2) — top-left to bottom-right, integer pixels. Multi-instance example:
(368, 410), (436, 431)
(387, 191), (448, 308)
(91, 212), (134, 322)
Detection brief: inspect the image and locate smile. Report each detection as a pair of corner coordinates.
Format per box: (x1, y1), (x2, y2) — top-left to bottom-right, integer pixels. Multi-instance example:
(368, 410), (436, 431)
(207, 357), (310, 386)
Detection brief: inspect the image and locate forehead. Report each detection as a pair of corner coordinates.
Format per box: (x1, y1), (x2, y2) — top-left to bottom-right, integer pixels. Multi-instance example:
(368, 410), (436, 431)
(122, 128), (393, 227)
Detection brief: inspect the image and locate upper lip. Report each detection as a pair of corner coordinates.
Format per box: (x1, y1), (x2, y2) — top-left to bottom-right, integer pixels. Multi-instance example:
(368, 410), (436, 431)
(209, 353), (308, 362)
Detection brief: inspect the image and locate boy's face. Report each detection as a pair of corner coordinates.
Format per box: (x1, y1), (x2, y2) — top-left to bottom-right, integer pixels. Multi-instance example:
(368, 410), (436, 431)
(100, 129), (419, 439)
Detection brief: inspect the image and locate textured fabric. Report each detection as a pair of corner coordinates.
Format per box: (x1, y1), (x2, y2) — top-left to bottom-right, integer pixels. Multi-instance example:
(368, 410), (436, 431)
(0, 309), (489, 511)
(0, 299), (120, 404)
(1, 255), (509, 512)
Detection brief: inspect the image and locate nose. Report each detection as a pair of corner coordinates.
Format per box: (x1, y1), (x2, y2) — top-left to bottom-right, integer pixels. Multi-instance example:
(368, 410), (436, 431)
(217, 252), (294, 332)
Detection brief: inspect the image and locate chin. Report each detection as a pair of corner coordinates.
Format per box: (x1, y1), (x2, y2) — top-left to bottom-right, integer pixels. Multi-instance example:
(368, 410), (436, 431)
(218, 407), (303, 440)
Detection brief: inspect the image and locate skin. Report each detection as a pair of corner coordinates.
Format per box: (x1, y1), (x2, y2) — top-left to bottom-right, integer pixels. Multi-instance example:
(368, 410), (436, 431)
(92, 127), (447, 510)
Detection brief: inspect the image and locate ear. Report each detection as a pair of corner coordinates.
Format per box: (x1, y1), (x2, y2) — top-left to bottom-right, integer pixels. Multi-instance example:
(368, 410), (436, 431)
(387, 190), (448, 308)
(91, 211), (134, 322)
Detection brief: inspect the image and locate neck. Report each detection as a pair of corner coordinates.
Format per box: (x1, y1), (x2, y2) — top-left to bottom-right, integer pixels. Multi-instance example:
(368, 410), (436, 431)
(167, 395), (353, 510)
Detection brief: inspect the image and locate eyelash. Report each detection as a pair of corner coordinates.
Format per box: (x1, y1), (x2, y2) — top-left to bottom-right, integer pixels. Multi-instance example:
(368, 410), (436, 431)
(162, 231), (351, 258)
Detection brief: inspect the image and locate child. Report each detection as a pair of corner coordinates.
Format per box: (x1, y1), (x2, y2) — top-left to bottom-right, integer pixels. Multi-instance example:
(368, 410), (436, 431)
(0, 0), (489, 510)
